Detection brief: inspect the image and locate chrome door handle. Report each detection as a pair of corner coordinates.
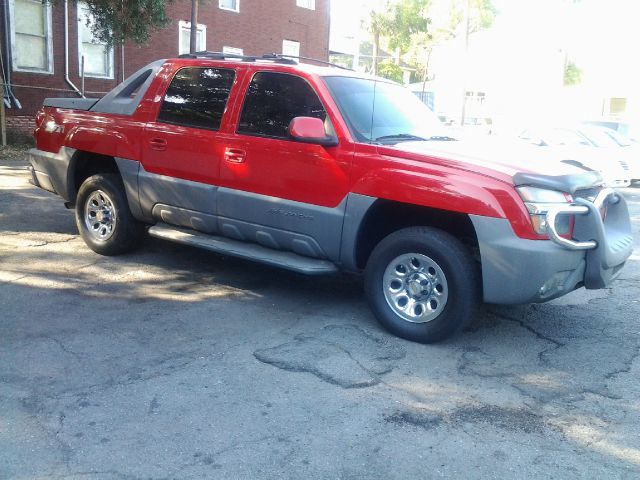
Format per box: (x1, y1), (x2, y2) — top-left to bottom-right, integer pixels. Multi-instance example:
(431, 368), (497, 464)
(224, 147), (246, 163)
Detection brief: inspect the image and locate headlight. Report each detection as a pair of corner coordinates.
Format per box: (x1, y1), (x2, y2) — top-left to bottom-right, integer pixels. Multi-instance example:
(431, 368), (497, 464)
(516, 186), (572, 235)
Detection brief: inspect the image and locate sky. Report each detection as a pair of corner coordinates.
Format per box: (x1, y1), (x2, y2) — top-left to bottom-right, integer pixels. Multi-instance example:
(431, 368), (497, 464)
(330, 0), (640, 92)
(493, 0), (640, 91)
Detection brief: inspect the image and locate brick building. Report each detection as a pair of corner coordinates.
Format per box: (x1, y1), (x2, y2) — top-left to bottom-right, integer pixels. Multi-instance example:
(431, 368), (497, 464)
(0, 0), (330, 137)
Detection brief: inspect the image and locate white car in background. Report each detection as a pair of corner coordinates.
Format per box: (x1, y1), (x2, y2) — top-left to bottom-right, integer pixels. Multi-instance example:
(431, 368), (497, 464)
(518, 125), (632, 188)
(587, 126), (640, 184)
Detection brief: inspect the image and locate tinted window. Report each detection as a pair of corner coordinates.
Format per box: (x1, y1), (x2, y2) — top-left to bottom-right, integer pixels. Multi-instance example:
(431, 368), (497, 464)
(238, 72), (327, 138)
(158, 67), (235, 130)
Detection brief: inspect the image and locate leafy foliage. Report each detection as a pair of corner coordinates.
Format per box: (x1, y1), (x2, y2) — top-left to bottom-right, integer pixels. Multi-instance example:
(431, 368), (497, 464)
(449, 0), (498, 36)
(378, 60), (405, 83)
(385, 0), (431, 52)
(54, 0), (173, 47)
(365, 0), (497, 80)
(367, 0), (431, 75)
(564, 61), (582, 85)
(406, 0), (497, 82)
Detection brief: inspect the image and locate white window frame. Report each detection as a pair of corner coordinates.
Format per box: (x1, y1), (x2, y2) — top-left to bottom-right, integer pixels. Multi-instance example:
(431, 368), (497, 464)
(282, 40), (300, 62)
(296, 0), (315, 10)
(219, 0), (240, 13)
(178, 20), (207, 55)
(222, 46), (244, 56)
(8, 0), (54, 74)
(77, 3), (114, 79)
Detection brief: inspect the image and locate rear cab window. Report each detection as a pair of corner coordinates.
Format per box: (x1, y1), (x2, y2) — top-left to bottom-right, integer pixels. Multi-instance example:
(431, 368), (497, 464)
(237, 71), (333, 139)
(158, 67), (236, 130)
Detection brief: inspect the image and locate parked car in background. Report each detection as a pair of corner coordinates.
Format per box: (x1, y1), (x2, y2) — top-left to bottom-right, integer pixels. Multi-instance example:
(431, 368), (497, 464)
(438, 116), (493, 140)
(518, 125), (632, 188)
(589, 126), (640, 184)
(582, 119), (638, 142)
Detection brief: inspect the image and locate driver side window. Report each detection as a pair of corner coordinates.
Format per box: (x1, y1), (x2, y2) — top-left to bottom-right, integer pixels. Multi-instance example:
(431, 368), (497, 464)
(237, 72), (328, 139)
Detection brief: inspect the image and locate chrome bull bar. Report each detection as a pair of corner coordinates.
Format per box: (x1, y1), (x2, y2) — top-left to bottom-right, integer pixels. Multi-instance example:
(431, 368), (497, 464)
(545, 188), (620, 251)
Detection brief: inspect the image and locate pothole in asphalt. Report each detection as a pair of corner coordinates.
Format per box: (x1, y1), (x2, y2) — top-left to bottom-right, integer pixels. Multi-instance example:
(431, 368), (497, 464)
(253, 324), (406, 388)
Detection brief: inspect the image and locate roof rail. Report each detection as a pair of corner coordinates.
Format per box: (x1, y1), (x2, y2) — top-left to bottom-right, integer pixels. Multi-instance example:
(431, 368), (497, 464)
(178, 51), (297, 65)
(261, 54), (353, 71)
(177, 51), (351, 70)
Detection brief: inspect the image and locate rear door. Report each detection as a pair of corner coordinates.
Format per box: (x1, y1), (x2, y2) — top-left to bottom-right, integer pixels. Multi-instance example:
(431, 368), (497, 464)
(139, 66), (236, 231)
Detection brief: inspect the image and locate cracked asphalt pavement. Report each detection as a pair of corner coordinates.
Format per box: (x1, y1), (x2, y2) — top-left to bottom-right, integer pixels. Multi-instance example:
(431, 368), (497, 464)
(1, 153), (639, 479)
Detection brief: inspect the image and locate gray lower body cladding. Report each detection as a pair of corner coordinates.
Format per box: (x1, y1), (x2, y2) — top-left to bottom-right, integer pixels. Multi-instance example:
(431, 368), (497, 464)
(216, 188), (349, 261)
(136, 164), (372, 264)
(28, 147), (76, 201)
(29, 153), (371, 267)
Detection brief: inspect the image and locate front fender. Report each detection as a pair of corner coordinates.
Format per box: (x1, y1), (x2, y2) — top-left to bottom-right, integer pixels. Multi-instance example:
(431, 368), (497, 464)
(352, 167), (509, 218)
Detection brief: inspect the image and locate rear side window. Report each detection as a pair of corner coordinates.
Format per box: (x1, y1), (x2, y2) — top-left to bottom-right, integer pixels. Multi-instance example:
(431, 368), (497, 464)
(238, 72), (327, 138)
(158, 67), (235, 130)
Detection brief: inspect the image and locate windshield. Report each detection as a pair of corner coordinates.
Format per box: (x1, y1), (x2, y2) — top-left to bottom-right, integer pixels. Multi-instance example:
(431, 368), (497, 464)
(323, 76), (449, 144)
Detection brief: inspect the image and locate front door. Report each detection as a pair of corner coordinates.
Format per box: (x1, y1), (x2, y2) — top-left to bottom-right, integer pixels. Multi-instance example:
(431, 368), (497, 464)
(218, 71), (352, 260)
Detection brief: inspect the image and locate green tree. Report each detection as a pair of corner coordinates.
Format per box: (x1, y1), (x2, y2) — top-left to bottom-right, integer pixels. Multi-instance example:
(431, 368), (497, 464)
(378, 60), (404, 82)
(408, 0), (497, 82)
(368, 9), (391, 76)
(385, 0), (431, 53)
(60, 0), (173, 47)
(367, 0), (431, 76)
(564, 60), (582, 85)
(448, 0), (498, 37)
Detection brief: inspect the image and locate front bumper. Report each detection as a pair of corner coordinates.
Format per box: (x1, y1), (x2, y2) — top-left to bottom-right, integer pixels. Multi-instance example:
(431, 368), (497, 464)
(470, 189), (633, 304)
(569, 188), (633, 288)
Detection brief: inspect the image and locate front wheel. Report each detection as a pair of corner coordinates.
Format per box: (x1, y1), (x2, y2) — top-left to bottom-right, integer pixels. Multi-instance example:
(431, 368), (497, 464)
(364, 227), (478, 343)
(75, 173), (145, 256)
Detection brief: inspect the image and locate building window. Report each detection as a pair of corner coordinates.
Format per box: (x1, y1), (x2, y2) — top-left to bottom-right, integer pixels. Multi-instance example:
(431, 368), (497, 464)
(178, 21), (206, 55)
(608, 97), (627, 116)
(77, 3), (113, 78)
(222, 46), (244, 56)
(219, 0), (239, 12)
(10, 0), (53, 73)
(158, 67), (236, 130)
(282, 40), (300, 61)
(296, 0), (315, 10)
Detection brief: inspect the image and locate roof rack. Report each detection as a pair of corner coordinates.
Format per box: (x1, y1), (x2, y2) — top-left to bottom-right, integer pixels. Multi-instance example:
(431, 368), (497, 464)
(177, 51), (352, 70)
(178, 51), (297, 65)
(261, 53), (353, 71)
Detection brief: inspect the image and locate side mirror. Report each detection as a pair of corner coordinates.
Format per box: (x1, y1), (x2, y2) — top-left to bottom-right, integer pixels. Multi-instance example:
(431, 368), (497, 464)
(288, 117), (338, 147)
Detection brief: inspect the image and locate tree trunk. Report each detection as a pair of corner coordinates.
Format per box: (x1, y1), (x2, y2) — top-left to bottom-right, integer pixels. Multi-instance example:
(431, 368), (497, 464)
(190, 0), (198, 54)
(0, 82), (6, 147)
(372, 31), (380, 75)
(459, 0), (471, 126)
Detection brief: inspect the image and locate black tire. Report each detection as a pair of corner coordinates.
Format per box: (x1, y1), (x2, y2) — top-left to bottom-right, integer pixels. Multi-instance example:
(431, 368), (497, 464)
(75, 173), (145, 256)
(364, 227), (478, 343)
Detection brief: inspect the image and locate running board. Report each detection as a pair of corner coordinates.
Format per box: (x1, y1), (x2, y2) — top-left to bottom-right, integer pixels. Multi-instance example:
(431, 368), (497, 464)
(148, 223), (339, 275)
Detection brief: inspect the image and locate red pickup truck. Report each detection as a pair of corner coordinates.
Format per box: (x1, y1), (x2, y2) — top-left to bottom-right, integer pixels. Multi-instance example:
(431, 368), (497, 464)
(28, 53), (633, 343)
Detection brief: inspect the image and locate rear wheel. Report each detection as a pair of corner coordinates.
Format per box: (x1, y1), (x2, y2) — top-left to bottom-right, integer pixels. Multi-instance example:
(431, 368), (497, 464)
(364, 227), (478, 343)
(75, 174), (144, 255)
